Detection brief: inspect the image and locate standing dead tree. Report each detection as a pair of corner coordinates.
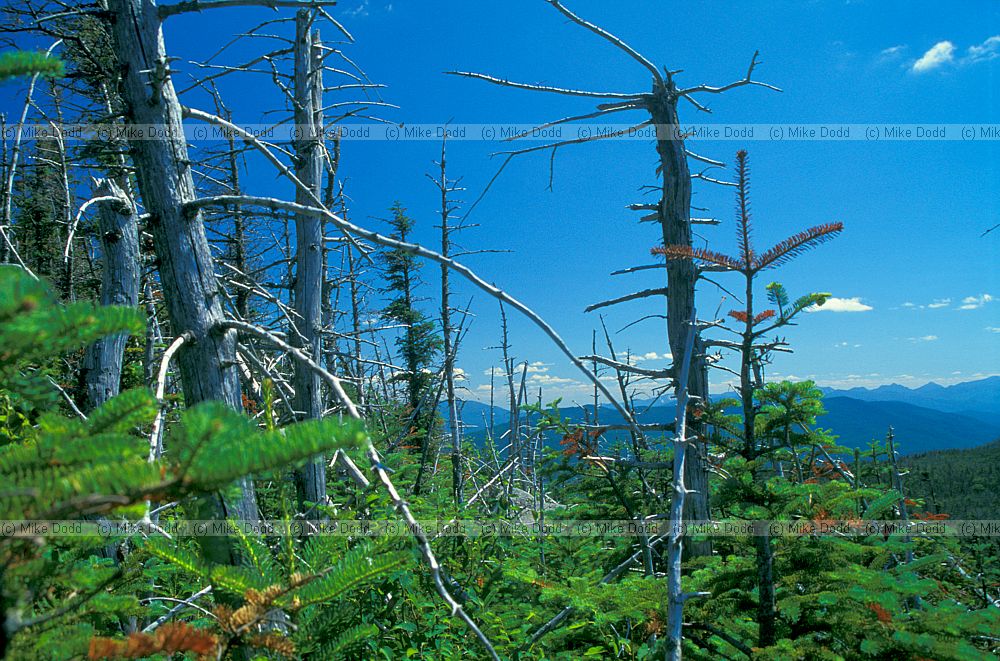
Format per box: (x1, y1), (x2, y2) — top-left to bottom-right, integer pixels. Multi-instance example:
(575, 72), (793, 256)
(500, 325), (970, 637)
(449, 0), (780, 556)
(290, 9), (327, 519)
(428, 135), (467, 506)
(80, 178), (140, 411)
(104, 0), (279, 562)
(664, 311), (710, 660)
(0, 39), (61, 272)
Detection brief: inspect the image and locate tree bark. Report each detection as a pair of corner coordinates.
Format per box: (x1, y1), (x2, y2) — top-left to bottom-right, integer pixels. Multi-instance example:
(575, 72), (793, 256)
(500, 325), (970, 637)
(436, 138), (462, 507)
(650, 82), (712, 558)
(290, 11), (327, 516)
(106, 0), (257, 564)
(81, 178), (140, 410)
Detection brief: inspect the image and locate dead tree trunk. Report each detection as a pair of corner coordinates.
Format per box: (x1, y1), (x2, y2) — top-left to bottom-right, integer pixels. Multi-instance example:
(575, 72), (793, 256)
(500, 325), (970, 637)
(450, 5), (776, 560)
(346, 230), (366, 410)
(665, 311), (702, 660)
(106, 0), (258, 561)
(433, 137), (463, 507)
(290, 10), (327, 517)
(649, 82), (712, 558)
(81, 178), (140, 410)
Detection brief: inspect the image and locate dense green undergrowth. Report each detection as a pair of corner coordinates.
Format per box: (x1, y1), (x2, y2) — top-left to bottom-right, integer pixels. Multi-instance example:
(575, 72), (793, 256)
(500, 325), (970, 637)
(1, 266), (998, 660)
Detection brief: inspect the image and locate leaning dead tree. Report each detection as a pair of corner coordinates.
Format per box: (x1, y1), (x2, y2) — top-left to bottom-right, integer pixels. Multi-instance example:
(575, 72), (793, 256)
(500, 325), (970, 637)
(449, 0), (780, 556)
(105, 0), (263, 562)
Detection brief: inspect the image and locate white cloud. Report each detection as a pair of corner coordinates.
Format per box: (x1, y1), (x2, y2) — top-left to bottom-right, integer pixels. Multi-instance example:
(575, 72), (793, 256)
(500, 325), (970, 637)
(903, 298), (952, 310)
(485, 362), (551, 377)
(967, 35), (1000, 63)
(987, 327), (1000, 333)
(909, 36), (998, 73)
(527, 374), (576, 386)
(958, 293), (994, 310)
(912, 41), (956, 72)
(344, 0), (370, 17)
(631, 351), (669, 363)
(908, 335), (938, 342)
(808, 296), (873, 313)
(880, 45), (906, 59)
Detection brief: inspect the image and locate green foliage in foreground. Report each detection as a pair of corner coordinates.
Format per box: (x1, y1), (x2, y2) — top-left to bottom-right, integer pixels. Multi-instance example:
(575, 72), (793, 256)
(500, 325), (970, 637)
(0, 266), (380, 659)
(1, 263), (998, 660)
(0, 51), (63, 82)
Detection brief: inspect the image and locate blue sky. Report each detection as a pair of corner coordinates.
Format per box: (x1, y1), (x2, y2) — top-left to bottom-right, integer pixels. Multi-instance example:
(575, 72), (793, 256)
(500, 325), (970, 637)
(9, 0), (1000, 405)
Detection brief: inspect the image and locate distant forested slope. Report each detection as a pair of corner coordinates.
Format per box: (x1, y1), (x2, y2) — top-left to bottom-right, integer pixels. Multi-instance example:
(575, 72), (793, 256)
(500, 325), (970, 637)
(903, 440), (1000, 519)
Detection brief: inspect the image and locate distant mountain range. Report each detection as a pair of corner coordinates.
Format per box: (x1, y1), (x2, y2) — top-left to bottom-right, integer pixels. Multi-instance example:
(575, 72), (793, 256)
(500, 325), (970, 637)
(818, 376), (1000, 422)
(451, 376), (1000, 455)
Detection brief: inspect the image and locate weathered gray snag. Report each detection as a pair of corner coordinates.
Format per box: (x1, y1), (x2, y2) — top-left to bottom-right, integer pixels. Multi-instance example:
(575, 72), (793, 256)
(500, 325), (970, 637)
(432, 136), (464, 506)
(449, 3), (778, 560)
(647, 71), (713, 558)
(290, 10), (327, 518)
(106, 0), (258, 560)
(665, 312), (710, 660)
(81, 179), (140, 410)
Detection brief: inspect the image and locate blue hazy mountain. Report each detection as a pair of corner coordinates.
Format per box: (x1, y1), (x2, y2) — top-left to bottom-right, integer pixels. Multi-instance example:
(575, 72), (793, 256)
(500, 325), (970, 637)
(450, 376), (1000, 454)
(818, 375), (1000, 421)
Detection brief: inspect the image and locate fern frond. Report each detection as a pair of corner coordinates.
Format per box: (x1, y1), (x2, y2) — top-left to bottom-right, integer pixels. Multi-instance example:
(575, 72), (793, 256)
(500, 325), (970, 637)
(863, 490), (903, 518)
(0, 50), (63, 81)
(143, 539), (269, 594)
(793, 292), (832, 314)
(230, 519), (281, 584)
(753, 309), (776, 324)
(172, 403), (367, 489)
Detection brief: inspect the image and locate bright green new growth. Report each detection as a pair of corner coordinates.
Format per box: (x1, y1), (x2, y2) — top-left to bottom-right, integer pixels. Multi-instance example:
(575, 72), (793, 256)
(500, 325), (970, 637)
(0, 50), (63, 82)
(0, 266), (380, 659)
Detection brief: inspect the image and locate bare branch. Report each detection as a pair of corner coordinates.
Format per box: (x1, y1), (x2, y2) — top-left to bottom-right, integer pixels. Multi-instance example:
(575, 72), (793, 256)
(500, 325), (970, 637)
(159, 0), (339, 19)
(544, 0), (662, 84)
(497, 121), (651, 158)
(585, 287), (668, 313)
(187, 195), (642, 429)
(503, 101), (643, 141)
(444, 70), (646, 99)
(578, 355), (673, 380)
(677, 50), (782, 96)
